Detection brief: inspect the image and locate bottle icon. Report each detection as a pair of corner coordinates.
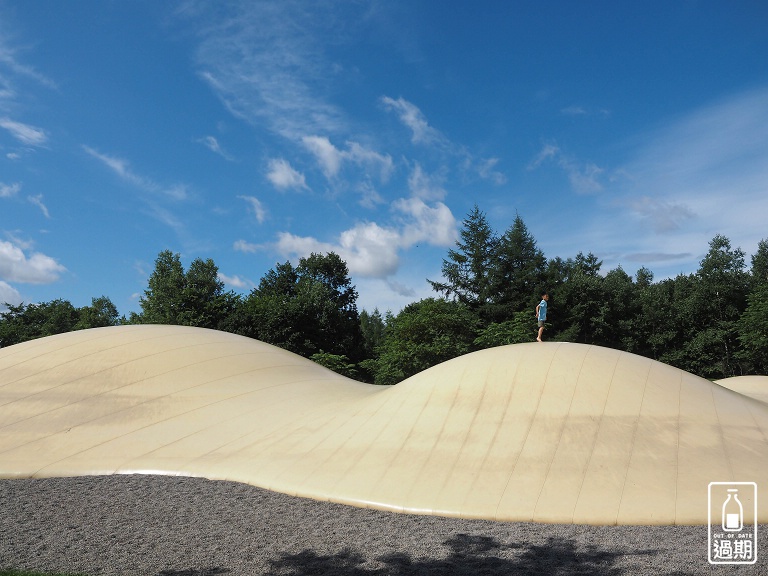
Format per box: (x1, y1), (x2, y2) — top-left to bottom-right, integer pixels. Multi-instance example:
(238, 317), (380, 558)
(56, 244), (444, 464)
(722, 488), (743, 532)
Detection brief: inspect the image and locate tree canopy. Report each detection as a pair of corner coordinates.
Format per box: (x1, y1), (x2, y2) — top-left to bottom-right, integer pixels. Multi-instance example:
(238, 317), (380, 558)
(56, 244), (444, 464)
(2, 207), (767, 384)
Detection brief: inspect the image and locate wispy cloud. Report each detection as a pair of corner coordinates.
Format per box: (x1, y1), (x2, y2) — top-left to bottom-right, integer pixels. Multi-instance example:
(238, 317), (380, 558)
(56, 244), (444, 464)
(233, 239), (260, 254)
(381, 95), (506, 187)
(0, 38), (57, 90)
(0, 239), (66, 284)
(528, 142), (604, 193)
(541, 86), (768, 278)
(407, 164), (446, 201)
(626, 196), (696, 234)
(83, 145), (188, 201)
(186, 1), (357, 139)
(197, 135), (234, 160)
(381, 96), (445, 146)
(0, 117), (47, 146)
(266, 158), (308, 191)
(238, 195), (267, 224)
(301, 135), (393, 182)
(0, 182), (20, 198)
(83, 145), (192, 241)
(476, 157), (506, 185)
(27, 194), (50, 218)
(618, 86), (768, 246)
(561, 105), (610, 118)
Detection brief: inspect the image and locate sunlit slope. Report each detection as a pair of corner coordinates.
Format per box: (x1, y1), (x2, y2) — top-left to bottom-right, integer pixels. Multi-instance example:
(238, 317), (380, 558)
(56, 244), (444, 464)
(715, 375), (768, 404)
(2, 325), (767, 525)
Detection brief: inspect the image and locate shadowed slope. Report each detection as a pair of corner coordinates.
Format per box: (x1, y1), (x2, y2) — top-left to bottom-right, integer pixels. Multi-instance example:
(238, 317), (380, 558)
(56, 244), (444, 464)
(2, 325), (767, 525)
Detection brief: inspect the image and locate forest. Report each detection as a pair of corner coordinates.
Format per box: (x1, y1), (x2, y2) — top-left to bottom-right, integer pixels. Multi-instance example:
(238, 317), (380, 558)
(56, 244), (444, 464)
(2, 205), (767, 384)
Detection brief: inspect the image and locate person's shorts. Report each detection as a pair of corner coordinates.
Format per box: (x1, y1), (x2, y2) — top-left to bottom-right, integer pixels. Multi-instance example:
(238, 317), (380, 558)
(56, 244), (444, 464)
(538, 320), (545, 328)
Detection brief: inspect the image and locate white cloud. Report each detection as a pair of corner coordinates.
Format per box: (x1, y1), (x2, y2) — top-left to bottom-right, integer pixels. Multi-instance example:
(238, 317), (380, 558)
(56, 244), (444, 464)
(615, 86), (768, 253)
(267, 158), (308, 191)
(0, 117), (47, 146)
(238, 195), (267, 224)
(27, 194), (50, 218)
(302, 135), (343, 178)
(0, 240), (66, 284)
(393, 197), (457, 248)
(272, 197), (457, 279)
(0, 38), (57, 90)
(233, 239), (260, 253)
(83, 145), (188, 201)
(198, 135), (233, 160)
(627, 196), (696, 233)
(527, 143), (604, 193)
(356, 181), (385, 209)
(301, 135), (394, 183)
(538, 86), (768, 280)
(275, 223), (400, 279)
(476, 157), (506, 185)
(345, 141), (394, 182)
(218, 272), (251, 289)
(188, 2), (350, 139)
(527, 143), (559, 170)
(381, 96), (444, 146)
(0, 280), (22, 308)
(563, 160), (604, 194)
(407, 164), (446, 201)
(0, 182), (20, 198)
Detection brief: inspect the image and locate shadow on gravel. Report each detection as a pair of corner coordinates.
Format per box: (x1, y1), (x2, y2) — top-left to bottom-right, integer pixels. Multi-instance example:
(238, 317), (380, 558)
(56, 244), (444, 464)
(156, 568), (230, 576)
(266, 533), (678, 576)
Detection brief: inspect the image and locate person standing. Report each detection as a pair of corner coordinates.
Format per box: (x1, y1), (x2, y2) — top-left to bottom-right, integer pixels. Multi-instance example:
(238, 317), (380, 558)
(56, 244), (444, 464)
(535, 292), (549, 342)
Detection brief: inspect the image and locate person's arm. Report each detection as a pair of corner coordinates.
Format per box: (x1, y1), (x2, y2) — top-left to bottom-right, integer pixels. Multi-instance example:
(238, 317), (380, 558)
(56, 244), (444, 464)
(535, 303), (540, 317)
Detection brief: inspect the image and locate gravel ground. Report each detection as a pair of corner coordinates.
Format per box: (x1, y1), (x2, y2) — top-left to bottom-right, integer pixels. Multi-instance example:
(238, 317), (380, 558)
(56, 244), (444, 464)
(0, 475), (765, 576)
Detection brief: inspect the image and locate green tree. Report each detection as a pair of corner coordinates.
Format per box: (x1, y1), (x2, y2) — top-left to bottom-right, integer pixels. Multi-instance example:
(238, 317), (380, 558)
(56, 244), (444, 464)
(549, 252), (603, 343)
(749, 239), (768, 287)
(682, 235), (748, 378)
(0, 299), (79, 347)
(240, 253), (364, 363)
(473, 311), (535, 348)
(133, 250), (236, 329)
(373, 298), (478, 385)
(310, 351), (359, 379)
(429, 205), (498, 311)
(595, 266), (641, 351)
(487, 214), (547, 322)
(75, 296), (120, 330)
(360, 308), (386, 357)
(737, 239), (768, 374)
(738, 285), (768, 374)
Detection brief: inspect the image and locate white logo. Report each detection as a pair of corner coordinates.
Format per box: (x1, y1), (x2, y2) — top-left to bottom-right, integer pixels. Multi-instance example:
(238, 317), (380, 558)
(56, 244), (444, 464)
(708, 482), (757, 564)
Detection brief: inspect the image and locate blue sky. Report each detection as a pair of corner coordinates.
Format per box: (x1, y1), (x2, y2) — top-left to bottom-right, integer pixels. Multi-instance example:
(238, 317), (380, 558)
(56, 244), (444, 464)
(1, 1), (767, 316)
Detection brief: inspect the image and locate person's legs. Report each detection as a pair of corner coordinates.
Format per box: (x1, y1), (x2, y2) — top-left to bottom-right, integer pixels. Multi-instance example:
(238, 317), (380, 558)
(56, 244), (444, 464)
(537, 322), (544, 342)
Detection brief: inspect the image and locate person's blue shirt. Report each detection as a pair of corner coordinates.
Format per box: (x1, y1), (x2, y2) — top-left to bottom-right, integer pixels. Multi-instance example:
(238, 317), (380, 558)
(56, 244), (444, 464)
(537, 299), (547, 321)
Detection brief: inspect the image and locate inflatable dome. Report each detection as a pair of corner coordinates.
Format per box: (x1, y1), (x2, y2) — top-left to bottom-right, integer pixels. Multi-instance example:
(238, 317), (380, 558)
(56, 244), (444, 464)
(2, 325), (767, 525)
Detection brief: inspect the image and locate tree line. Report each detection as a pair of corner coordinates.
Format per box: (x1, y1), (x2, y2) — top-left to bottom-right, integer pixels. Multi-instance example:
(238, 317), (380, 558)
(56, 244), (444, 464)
(2, 204), (767, 384)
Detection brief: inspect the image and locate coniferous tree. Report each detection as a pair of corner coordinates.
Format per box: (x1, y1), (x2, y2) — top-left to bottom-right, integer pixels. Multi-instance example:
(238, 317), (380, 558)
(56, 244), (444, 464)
(488, 214), (547, 322)
(429, 205), (498, 312)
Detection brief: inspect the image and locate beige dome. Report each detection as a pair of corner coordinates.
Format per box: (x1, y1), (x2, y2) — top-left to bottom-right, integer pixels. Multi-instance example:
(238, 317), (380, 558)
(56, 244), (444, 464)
(2, 324), (767, 525)
(715, 375), (768, 404)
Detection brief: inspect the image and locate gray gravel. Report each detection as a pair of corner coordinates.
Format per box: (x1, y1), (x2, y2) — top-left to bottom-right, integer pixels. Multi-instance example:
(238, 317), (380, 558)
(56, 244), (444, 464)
(0, 475), (765, 575)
